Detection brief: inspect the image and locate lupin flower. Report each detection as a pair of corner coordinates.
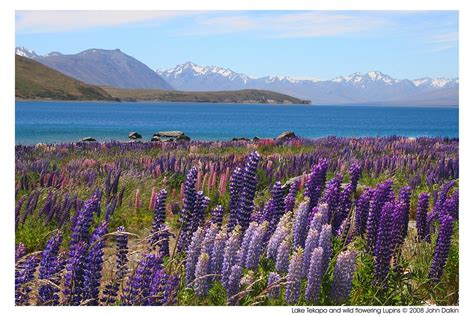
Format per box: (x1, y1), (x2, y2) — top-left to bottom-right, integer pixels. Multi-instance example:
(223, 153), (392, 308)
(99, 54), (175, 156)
(101, 226), (128, 305)
(374, 202), (395, 283)
(322, 175), (342, 234)
(267, 212), (292, 260)
(355, 188), (372, 236)
(227, 167), (244, 233)
(191, 191), (210, 236)
(305, 159), (329, 210)
(122, 253), (161, 305)
(285, 247), (304, 304)
(416, 192), (430, 242)
(15, 254), (40, 305)
(15, 242), (26, 262)
(269, 181), (285, 233)
(245, 221), (269, 269)
(293, 202), (309, 248)
(333, 184), (353, 233)
(210, 230), (226, 278)
(222, 226), (242, 287)
(237, 151), (261, 231)
(84, 221), (109, 305)
(194, 253), (211, 297)
(177, 167), (198, 252)
(185, 227), (206, 286)
(284, 180), (299, 213)
(318, 224), (333, 275)
(397, 186), (412, 240)
(331, 250), (357, 304)
(226, 264), (242, 305)
(429, 214), (454, 283)
(305, 247), (324, 304)
(38, 231), (63, 305)
(149, 189), (167, 248)
(211, 205), (224, 227)
(303, 227), (321, 277)
(267, 272), (282, 299)
(276, 236), (292, 273)
(63, 241), (88, 305)
(70, 195), (100, 247)
(349, 163), (362, 193)
(366, 180), (393, 252)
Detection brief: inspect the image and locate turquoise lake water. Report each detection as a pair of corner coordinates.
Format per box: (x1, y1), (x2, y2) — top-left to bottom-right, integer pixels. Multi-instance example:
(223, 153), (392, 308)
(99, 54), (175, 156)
(15, 101), (459, 144)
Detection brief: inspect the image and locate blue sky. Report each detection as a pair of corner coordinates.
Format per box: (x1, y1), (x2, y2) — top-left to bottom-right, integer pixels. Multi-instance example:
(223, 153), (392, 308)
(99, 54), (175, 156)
(15, 10), (458, 80)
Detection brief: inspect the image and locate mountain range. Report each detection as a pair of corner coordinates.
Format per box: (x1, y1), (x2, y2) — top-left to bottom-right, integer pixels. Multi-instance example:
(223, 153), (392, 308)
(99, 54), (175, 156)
(157, 62), (458, 106)
(16, 47), (458, 106)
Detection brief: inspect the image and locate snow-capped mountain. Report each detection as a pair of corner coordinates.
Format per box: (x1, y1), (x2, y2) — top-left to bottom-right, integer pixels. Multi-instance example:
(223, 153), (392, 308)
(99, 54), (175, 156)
(157, 62), (458, 105)
(157, 62), (251, 91)
(15, 47), (39, 59)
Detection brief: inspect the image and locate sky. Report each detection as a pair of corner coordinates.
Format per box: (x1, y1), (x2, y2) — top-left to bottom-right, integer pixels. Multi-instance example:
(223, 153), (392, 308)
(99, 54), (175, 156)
(15, 10), (459, 80)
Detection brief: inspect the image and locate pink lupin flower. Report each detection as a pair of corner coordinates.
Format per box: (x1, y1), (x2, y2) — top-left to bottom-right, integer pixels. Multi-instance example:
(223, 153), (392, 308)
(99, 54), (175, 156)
(149, 187), (157, 210)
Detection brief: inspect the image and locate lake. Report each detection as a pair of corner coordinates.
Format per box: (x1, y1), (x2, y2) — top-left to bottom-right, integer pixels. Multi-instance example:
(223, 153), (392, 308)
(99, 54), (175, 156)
(15, 101), (459, 144)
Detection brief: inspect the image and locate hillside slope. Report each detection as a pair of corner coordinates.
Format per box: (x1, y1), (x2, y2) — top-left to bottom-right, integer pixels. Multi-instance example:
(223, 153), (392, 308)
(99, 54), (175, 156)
(101, 86), (310, 104)
(15, 55), (115, 101)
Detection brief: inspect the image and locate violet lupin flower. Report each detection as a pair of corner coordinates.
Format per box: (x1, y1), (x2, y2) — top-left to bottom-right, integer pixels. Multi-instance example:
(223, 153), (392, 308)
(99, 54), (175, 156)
(267, 272), (282, 300)
(245, 221), (269, 269)
(416, 192), (430, 242)
(201, 223), (220, 260)
(303, 228), (320, 276)
(15, 242), (26, 262)
(293, 202), (309, 248)
(185, 227), (206, 286)
(101, 226), (128, 305)
(355, 188), (372, 236)
(374, 202), (395, 283)
(322, 175), (342, 235)
(226, 264), (242, 305)
(222, 226), (242, 287)
(334, 184), (352, 234)
(210, 230), (226, 279)
(397, 186), (412, 240)
(15, 254), (40, 306)
(237, 151), (261, 232)
(211, 205), (224, 227)
(284, 180), (299, 213)
(331, 250), (357, 304)
(269, 181), (285, 233)
(305, 247), (324, 304)
(318, 224), (333, 275)
(63, 241), (88, 305)
(191, 191), (210, 236)
(366, 180), (393, 252)
(305, 159), (329, 210)
(38, 231), (63, 305)
(122, 253), (161, 305)
(177, 167), (198, 252)
(149, 189), (167, 249)
(285, 247), (304, 304)
(70, 195), (99, 248)
(241, 222), (258, 265)
(227, 167), (244, 233)
(276, 236), (292, 273)
(349, 163), (362, 193)
(429, 214), (455, 283)
(84, 221), (109, 305)
(267, 212), (292, 261)
(194, 252), (211, 297)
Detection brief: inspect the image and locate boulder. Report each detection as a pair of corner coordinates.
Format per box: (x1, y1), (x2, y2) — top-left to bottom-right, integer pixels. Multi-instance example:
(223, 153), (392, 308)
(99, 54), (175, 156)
(128, 131), (142, 139)
(253, 136), (260, 141)
(153, 131), (185, 138)
(232, 137), (250, 141)
(152, 131), (190, 142)
(80, 137), (96, 142)
(276, 130), (297, 141)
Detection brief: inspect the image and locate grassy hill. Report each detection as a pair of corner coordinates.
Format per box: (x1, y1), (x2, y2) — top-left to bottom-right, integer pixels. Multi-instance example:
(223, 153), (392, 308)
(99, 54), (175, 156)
(101, 86), (310, 104)
(16, 54), (310, 104)
(15, 55), (116, 101)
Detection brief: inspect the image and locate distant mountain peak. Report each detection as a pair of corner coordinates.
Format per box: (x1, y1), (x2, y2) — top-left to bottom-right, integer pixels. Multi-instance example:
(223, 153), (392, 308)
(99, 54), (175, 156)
(158, 61), (252, 83)
(15, 47), (40, 59)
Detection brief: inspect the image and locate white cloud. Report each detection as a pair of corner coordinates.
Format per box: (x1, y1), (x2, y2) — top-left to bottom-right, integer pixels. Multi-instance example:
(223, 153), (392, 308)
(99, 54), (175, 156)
(16, 10), (201, 33)
(179, 11), (389, 38)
